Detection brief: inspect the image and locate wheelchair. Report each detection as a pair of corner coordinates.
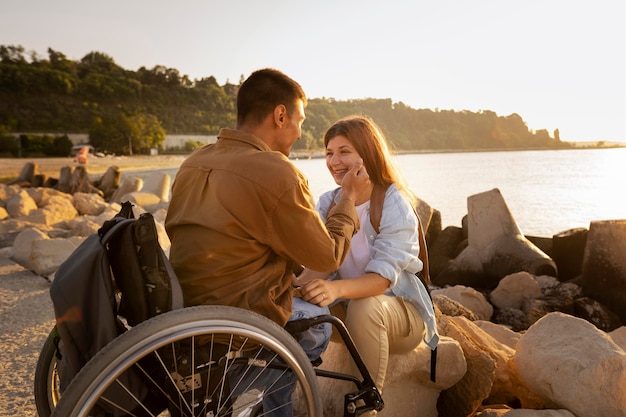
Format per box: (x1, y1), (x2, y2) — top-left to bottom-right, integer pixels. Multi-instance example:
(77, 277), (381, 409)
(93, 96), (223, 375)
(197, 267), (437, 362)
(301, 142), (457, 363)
(35, 305), (384, 417)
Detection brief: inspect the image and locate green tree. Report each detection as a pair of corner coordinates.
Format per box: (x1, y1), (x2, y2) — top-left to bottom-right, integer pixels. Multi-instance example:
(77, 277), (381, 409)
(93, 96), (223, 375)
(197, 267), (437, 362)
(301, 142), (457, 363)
(89, 112), (165, 155)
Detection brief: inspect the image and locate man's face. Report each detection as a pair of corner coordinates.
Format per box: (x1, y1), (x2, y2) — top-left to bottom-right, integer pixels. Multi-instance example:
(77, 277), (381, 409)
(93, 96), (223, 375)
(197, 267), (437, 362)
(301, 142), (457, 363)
(277, 99), (306, 156)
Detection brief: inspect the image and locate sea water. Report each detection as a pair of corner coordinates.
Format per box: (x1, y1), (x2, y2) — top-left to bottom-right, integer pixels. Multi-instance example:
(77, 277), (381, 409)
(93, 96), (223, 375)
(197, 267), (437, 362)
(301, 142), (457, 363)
(128, 148), (626, 237)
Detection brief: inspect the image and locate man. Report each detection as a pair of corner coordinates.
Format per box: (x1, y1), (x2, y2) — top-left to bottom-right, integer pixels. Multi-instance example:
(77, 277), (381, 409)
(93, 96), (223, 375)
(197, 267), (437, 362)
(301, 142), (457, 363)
(165, 68), (369, 414)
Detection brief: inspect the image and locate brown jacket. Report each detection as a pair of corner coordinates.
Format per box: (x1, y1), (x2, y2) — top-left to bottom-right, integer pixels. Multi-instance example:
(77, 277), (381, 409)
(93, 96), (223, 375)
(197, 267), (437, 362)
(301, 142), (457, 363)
(165, 128), (359, 325)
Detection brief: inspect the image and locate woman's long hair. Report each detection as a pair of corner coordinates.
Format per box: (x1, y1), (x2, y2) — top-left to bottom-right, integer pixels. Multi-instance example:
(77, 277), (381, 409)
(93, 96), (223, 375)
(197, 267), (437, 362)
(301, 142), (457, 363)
(324, 115), (417, 206)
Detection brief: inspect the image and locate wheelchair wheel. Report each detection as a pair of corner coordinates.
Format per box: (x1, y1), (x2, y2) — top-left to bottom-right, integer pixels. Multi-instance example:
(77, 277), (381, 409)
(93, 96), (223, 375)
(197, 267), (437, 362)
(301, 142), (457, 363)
(34, 326), (61, 417)
(50, 305), (322, 417)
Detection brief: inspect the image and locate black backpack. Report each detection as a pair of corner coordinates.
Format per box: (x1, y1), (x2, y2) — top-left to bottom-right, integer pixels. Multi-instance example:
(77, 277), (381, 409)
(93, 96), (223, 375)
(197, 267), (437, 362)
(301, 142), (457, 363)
(50, 201), (184, 392)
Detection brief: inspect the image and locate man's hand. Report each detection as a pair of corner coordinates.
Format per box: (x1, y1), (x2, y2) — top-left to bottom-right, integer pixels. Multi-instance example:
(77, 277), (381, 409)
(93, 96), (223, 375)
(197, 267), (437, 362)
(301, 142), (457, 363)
(340, 159), (370, 203)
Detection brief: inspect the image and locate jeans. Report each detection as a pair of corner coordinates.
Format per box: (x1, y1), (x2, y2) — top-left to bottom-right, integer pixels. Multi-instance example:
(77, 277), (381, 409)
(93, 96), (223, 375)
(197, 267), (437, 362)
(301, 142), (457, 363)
(232, 297), (331, 416)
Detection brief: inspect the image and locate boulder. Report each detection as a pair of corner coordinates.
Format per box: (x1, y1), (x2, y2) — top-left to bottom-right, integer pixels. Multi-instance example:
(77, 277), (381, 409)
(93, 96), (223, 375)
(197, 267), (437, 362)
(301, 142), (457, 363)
(7, 161), (38, 186)
(436, 315), (498, 417)
(432, 293), (479, 321)
(490, 272), (542, 310)
(610, 326), (626, 350)
(120, 191), (162, 208)
(473, 320), (521, 350)
(73, 192), (108, 216)
(580, 220), (626, 324)
(551, 227), (588, 281)
(141, 171), (171, 202)
(30, 236), (84, 276)
(12, 228), (49, 266)
(475, 408), (575, 416)
(509, 312), (626, 417)
(95, 166), (121, 200)
(317, 335), (465, 417)
(431, 285), (493, 320)
(110, 177), (143, 203)
(0, 183), (20, 205)
(572, 297), (622, 331)
(428, 225), (465, 280)
(6, 189), (38, 217)
(436, 189), (557, 289)
(29, 195), (78, 226)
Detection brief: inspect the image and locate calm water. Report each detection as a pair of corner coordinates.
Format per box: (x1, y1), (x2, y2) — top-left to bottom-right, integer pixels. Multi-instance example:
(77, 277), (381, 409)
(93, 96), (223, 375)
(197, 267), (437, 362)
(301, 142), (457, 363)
(294, 148), (626, 237)
(132, 148), (626, 237)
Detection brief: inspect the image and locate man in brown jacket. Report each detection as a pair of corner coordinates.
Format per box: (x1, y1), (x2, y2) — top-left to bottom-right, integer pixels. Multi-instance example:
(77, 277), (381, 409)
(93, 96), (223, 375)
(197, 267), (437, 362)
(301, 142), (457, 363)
(165, 68), (370, 415)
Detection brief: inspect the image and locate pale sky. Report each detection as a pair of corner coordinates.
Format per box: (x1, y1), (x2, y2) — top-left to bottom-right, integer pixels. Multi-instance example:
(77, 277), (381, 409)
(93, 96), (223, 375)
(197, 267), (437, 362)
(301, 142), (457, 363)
(1, 0), (624, 142)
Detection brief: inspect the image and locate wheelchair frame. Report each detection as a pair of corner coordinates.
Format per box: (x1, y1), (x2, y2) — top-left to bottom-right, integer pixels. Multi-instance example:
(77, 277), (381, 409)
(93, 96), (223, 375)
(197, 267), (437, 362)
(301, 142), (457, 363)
(36, 306), (384, 417)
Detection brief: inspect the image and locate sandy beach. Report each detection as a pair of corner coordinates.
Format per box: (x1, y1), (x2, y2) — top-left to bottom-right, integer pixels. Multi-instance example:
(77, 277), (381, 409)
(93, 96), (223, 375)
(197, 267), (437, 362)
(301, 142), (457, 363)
(0, 154), (187, 182)
(0, 155), (187, 415)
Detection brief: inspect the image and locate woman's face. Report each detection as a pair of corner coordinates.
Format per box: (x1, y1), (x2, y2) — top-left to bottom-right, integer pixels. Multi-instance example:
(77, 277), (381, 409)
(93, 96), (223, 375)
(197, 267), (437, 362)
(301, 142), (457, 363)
(325, 135), (362, 185)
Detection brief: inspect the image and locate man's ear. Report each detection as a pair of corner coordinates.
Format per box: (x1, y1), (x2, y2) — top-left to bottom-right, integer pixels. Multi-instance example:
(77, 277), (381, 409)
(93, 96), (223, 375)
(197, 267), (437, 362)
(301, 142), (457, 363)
(274, 104), (287, 127)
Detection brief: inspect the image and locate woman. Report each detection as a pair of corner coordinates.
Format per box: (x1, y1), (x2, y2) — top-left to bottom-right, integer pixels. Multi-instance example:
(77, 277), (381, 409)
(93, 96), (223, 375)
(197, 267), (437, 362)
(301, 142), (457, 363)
(296, 115), (438, 398)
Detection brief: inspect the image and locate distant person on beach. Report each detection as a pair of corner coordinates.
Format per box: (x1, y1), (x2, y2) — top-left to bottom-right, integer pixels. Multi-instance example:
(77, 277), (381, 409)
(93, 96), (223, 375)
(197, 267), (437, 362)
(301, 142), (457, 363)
(165, 68), (370, 415)
(295, 115), (439, 404)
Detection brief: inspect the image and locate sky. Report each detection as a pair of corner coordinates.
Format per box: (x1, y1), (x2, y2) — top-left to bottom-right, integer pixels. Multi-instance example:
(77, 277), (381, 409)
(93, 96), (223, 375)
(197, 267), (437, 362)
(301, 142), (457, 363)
(1, 0), (624, 142)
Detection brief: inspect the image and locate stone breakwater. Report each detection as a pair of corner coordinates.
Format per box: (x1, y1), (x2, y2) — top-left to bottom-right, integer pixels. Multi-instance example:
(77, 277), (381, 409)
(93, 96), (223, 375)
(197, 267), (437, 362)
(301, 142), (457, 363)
(1, 163), (626, 417)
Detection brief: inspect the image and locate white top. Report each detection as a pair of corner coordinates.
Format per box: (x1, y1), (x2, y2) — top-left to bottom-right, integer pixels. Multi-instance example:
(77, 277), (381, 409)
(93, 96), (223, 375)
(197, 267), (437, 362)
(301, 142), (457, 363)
(338, 201), (371, 279)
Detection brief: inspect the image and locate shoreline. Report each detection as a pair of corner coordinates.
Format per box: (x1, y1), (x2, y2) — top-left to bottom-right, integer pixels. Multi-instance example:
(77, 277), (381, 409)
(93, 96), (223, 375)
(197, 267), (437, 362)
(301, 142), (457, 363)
(3, 143), (624, 182)
(0, 155), (187, 182)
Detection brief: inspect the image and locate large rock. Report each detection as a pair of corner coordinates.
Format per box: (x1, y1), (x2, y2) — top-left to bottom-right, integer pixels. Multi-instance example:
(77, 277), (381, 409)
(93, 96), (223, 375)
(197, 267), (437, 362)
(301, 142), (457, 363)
(431, 285), (493, 320)
(474, 320), (521, 350)
(475, 408), (575, 417)
(489, 272), (542, 310)
(95, 166), (121, 200)
(437, 315), (517, 417)
(30, 236), (84, 276)
(610, 326), (626, 350)
(432, 293), (479, 321)
(317, 335), (465, 416)
(435, 189), (557, 289)
(6, 190), (38, 217)
(7, 162), (38, 186)
(509, 312), (626, 417)
(29, 195), (78, 226)
(73, 192), (108, 216)
(12, 228), (49, 266)
(141, 171), (171, 202)
(551, 227), (588, 281)
(110, 177), (143, 203)
(580, 220), (626, 324)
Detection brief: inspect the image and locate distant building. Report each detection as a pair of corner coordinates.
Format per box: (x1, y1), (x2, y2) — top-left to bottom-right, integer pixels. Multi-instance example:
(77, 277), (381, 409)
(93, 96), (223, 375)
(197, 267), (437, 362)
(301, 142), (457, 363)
(12, 132), (218, 150)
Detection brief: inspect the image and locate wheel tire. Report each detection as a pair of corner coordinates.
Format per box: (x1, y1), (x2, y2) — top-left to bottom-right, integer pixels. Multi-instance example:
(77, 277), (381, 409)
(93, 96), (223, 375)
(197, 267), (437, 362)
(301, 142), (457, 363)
(34, 326), (61, 417)
(50, 305), (321, 417)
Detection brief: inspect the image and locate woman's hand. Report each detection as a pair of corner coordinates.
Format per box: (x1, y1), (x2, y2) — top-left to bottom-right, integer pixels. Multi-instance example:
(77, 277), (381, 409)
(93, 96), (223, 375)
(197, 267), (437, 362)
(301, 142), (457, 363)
(298, 279), (337, 307)
(300, 273), (390, 307)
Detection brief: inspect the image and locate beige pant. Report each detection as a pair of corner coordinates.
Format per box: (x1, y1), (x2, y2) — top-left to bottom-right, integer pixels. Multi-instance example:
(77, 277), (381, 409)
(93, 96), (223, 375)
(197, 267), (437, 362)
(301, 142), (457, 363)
(331, 295), (425, 394)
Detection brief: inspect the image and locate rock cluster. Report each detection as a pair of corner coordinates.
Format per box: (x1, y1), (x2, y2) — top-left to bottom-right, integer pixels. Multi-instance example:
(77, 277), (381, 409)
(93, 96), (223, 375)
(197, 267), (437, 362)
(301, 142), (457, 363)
(1, 166), (626, 417)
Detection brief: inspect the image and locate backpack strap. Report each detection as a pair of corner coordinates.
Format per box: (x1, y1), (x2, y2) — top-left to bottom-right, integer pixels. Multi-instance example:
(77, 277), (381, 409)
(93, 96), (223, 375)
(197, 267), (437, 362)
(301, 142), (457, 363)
(369, 184), (430, 286)
(369, 183), (437, 382)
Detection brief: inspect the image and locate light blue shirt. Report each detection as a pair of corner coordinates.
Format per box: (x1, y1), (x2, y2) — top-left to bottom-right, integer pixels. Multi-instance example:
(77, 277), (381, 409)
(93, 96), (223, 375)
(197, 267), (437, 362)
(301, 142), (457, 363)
(317, 184), (439, 351)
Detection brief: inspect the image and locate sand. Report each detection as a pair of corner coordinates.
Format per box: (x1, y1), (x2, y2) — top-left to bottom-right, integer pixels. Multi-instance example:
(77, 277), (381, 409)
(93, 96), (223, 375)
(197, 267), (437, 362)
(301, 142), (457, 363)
(0, 154), (187, 182)
(0, 257), (55, 417)
(0, 154), (188, 415)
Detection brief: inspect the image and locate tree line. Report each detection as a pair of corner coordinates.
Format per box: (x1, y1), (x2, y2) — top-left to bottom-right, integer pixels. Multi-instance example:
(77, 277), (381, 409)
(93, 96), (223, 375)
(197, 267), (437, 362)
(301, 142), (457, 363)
(0, 44), (570, 156)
